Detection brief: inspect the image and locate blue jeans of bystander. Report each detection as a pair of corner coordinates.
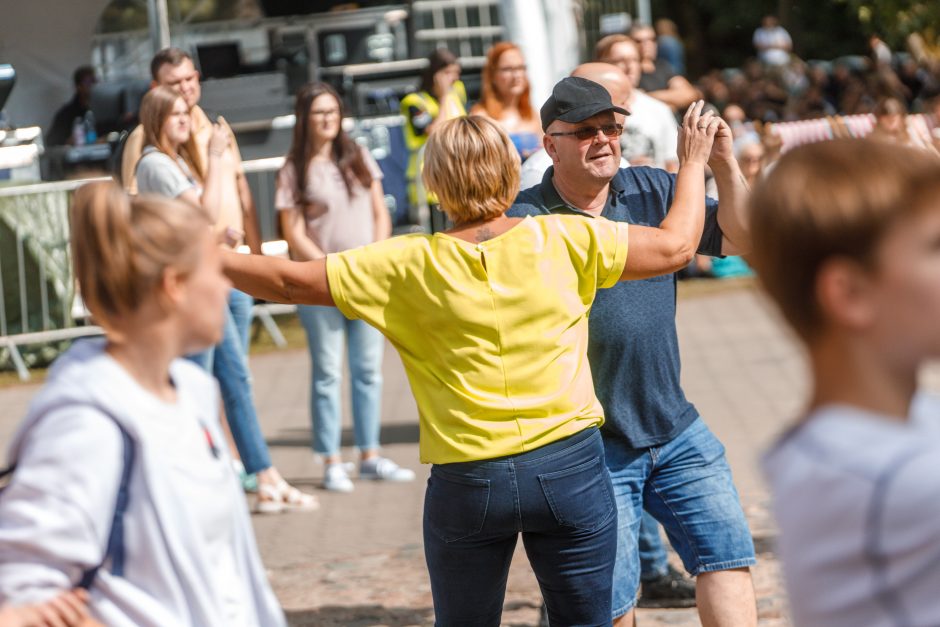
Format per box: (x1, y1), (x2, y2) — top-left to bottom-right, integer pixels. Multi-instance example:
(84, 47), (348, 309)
(297, 305), (384, 456)
(188, 289), (272, 474)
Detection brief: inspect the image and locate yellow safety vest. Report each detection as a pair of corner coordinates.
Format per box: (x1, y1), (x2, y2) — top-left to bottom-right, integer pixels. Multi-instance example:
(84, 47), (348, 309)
(400, 81), (467, 205)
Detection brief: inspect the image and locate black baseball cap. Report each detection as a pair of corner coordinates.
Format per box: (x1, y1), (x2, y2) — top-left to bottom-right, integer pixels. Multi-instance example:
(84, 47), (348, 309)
(540, 76), (629, 131)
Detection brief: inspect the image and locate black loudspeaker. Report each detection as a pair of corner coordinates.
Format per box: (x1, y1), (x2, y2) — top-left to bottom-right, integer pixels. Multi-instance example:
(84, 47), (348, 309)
(0, 65), (15, 113)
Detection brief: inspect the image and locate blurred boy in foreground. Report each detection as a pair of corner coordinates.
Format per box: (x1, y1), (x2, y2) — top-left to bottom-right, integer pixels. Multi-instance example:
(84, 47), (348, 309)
(750, 138), (940, 626)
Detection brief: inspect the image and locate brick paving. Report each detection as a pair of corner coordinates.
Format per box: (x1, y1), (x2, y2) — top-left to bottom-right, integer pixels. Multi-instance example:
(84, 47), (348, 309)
(2, 284), (869, 626)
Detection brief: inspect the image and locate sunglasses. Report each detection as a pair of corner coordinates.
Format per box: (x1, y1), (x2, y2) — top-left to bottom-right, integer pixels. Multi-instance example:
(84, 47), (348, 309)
(548, 123), (624, 141)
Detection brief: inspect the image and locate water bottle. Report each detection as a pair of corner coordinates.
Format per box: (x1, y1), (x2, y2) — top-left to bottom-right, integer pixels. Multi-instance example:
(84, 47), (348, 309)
(83, 110), (97, 144)
(72, 116), (86, 146)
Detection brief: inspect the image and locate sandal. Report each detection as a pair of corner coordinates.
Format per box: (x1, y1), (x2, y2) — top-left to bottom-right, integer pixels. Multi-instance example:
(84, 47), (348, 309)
(253, 481), (319, 514)
(276, 481), (319, 511)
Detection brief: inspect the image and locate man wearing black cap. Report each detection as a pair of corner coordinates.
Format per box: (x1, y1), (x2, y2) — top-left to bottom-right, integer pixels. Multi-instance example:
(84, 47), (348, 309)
(509, 77), (756, 627)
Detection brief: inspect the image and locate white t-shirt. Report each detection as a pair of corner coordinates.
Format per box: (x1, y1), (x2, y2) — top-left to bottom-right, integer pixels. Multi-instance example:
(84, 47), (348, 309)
(753, 26), (792, 66)
(621, 91), (679, 170)
(132, 379), (253, 626)
(763, 394), (940, 627)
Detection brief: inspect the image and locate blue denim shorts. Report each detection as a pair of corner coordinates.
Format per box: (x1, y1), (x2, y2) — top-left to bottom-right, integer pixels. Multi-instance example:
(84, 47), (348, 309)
(603, 418), (756, 617)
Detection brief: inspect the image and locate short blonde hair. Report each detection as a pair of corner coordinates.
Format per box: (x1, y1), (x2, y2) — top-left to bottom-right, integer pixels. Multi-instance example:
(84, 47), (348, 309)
(422, 116), (521, 223)
(749, 138), (940, 341)
(70, 181), (210, 330)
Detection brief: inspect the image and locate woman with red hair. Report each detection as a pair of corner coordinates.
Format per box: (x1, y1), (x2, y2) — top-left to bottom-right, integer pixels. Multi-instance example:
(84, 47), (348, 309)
(471, 42), (542, 161)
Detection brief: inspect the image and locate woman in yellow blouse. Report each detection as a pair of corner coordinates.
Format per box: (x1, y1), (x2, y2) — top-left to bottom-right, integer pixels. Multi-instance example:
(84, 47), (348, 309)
(223, 89), (719, 625)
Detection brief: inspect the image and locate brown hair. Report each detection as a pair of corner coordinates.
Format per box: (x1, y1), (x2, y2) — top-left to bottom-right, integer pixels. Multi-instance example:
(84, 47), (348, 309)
(284, 82), (373, 201)
(874, 97), (907, 117)
(749, 138), (940, 341)
(139, 86), (205, 182)
(150, 47), (193, 82)
(594, 34), (636, 62)
(70, 182), (210, 329)
(423, 115), (520, 223)
(477, 42), (534, 122)
(420, 48), (459, 95)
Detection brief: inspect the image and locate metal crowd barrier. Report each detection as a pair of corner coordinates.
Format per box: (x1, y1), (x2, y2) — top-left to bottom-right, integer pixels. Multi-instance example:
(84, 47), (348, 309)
(0, 178), (108, 380)
(0, 162), (295, 381)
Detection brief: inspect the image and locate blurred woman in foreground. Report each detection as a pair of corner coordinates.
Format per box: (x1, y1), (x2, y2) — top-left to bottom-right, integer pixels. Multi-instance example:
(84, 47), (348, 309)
(0, 184), (285, 626)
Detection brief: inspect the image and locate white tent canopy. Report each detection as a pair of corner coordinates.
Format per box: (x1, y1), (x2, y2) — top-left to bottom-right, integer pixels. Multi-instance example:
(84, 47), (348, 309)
(0, 1), (114, 130)
(2, 1), (582, 134)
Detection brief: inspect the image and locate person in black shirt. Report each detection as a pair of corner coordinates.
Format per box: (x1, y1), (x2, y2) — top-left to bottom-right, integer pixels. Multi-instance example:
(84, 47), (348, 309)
(45, 66), (96, 146)
(630, 23), (700, 113)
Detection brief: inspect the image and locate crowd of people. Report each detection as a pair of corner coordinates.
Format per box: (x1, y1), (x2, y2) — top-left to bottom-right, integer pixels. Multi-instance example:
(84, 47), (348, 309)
(3, 12), (940, 626)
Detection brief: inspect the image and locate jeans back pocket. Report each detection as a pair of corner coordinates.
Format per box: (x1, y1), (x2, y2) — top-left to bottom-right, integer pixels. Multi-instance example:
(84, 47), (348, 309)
(425, 470), (491, 543)
(538, 456), (615, 532)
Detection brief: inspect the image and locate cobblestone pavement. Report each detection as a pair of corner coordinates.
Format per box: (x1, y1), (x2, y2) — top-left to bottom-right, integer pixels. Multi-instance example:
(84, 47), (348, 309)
(10, 284), (927, 625)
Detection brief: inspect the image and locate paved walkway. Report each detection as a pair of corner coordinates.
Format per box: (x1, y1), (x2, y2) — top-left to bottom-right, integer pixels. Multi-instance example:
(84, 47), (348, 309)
(0, 285), (844, 625)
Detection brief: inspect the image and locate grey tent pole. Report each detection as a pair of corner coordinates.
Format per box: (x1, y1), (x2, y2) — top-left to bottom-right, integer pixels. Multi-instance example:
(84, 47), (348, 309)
(636, 0), (653, 26)
(147, 0), (171, 54)
(637, 0), (651, 26)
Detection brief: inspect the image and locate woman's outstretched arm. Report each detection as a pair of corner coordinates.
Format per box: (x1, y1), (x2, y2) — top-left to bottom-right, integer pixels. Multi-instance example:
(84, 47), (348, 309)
(222, 251), (335, 306)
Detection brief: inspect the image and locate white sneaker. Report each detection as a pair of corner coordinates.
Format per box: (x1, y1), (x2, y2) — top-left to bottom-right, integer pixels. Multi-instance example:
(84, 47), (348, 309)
(360, 457), (416, 482)
(323, 463), (355, 492)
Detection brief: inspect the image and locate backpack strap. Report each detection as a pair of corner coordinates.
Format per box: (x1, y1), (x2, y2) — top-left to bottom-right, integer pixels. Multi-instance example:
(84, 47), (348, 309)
(77, 417), (135, 589)
(0, 410), (135, 589)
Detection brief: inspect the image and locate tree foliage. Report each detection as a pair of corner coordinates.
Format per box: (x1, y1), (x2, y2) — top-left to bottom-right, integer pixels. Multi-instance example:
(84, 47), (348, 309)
(653, 0), (869, 76)
(97, 0), (261, 34)
(650, 0), (940, 76)
(836, 0), (940, 48)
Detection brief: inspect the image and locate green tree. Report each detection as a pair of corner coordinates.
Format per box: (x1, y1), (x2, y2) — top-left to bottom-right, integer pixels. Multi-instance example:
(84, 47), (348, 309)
(836, 1), (940, 47)
(98, 0), (261, 34)
(652, 0), (868, 76)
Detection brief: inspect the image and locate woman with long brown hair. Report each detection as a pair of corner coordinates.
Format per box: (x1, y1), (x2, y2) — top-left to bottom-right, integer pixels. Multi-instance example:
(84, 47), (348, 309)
(471, 42), (542, 161)
(275, 82), (409, 493)
(135, 85), (230, 226)
(135, 86), (317, 513)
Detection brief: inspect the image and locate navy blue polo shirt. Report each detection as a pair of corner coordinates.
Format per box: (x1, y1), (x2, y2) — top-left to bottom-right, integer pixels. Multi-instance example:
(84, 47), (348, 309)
(507, 165), (722, 448)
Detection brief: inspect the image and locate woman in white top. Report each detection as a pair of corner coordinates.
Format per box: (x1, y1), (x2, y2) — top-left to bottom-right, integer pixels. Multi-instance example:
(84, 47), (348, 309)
(0, 182), (285, 626)
(276, 82), (413, 492)
(135, 86), (316, 513)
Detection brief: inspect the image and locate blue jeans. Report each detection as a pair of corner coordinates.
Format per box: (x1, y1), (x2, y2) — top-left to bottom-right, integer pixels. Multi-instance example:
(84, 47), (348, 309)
(604, 418), (756, 617)
(188, 289), (272, 474)
(638, 511), (670, 581)
(424, 428), (617, 627)
(297, 305), (384, 456)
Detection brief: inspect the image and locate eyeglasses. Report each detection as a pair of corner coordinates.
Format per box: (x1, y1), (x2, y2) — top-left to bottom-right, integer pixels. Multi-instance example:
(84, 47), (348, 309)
(548, 123), (624, 141)
(497, 65), (527, 75)
(310, 108), (340, 118)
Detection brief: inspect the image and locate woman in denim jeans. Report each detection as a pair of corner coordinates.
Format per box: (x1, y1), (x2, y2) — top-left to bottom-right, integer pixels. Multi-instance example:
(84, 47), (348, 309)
(223, 93), (718, 625)
(135, 86), (317, 513)
(275, 83), (414, 492)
